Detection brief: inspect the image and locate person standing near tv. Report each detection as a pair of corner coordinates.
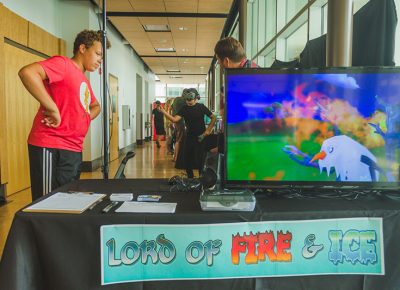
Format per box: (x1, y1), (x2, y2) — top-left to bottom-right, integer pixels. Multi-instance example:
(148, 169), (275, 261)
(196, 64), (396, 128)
(213, 37), (259, 153)
(158, 88), (216, 178)
(214, 37), (258, 69)
(18, 30), (110, 201)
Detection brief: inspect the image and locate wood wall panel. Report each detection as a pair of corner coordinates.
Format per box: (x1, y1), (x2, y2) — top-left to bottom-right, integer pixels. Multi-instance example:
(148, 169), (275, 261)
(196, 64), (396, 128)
(0, 5), (65, 195)
(59, 38), (66, 56)
(4, 44), (42, 195)
(1, 5), (28, 46)
(28, 22), (59, 57)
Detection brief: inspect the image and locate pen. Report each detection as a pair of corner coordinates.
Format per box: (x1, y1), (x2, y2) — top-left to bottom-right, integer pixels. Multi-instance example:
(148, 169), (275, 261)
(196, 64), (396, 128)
(87, 199), (103, 211)
(68, 191), (93, 194)
(102, 201), (119, 213)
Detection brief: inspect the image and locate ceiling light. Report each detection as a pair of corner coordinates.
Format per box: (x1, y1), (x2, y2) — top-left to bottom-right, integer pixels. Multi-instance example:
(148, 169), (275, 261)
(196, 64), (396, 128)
(155, 47), (176, 52)
(169, 76), (182, 79)
(143, 24), (170, 32)
(200, 66), (204, 69)
(181, 48), (189, 52)
(167, 69), (181, 72)
(178, 27), (188, 31)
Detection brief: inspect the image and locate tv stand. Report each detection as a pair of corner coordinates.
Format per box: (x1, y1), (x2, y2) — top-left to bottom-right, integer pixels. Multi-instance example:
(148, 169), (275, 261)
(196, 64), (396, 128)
(200, 187), (255, 211)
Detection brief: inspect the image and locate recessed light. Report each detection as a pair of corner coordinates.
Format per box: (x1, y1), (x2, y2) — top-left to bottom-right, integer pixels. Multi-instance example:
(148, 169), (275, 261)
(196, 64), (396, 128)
(181, 48), (189, 52)
(200, 66), (204, 69)
(178, 26), (188, 31)
(155, 47), (176, 52)
(143, 24), (171, 32)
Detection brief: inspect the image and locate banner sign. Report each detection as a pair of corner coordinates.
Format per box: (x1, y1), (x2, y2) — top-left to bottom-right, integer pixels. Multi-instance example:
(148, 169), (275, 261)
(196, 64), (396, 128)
(101, 217), (384, 285)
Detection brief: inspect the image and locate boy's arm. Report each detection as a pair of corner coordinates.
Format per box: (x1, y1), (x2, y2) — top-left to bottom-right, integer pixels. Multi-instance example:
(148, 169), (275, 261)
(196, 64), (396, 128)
(158, 106), (182, 123)
(204, 114), (217, 136)
(89, 100), (101, 120)
(18, 63), (61, 127)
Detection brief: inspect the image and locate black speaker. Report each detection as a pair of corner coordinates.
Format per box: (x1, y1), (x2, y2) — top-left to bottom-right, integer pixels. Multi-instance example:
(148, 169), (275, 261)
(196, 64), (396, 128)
(200, 152), (222, 189)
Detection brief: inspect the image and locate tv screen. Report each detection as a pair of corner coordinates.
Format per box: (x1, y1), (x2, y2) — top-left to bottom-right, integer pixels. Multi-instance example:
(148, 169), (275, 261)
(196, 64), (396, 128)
(224, 67), (400, 190)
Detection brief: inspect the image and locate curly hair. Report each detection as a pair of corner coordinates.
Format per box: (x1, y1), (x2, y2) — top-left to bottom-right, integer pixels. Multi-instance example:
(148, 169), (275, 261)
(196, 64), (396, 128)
(73, 29), (111, 55)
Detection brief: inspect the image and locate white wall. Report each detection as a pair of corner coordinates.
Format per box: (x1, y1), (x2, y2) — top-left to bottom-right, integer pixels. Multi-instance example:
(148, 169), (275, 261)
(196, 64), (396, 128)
(2, 0), (155, 162)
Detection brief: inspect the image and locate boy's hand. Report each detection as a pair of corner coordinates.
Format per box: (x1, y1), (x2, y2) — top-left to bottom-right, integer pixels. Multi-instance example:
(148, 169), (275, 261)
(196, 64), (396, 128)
(41, 108), (61, 127)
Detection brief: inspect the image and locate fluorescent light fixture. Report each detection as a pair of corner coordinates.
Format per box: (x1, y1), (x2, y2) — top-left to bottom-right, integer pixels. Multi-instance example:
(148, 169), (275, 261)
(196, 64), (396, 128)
(143, 24), (170, 32)
(155, 47), (176, 52)
(167, 69), (181, 72)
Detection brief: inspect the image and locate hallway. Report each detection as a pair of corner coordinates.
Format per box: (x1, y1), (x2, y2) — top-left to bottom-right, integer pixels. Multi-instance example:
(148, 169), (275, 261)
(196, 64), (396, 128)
(0, 140), (185, 257)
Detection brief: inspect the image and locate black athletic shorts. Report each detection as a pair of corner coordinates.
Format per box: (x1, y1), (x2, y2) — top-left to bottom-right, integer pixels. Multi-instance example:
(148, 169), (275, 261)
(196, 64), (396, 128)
(28, 144), (82, 201)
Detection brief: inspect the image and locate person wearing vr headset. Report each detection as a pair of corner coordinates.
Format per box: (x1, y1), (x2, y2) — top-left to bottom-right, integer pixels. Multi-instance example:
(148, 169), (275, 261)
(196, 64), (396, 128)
(159, 88), (216, 178)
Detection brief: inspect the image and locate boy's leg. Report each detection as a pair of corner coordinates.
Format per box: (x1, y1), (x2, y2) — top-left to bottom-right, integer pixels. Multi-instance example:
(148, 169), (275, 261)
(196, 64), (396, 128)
(54, 149), (82, 190)
(28, 145), (56, 201)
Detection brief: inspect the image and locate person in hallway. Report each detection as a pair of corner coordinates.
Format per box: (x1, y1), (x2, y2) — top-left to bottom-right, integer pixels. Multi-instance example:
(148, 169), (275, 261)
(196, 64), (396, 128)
(213, 37), (259, 154)
(152, 100), (166, 148)
(164, 98), (175, 154)
(159, 88), (217, 178)
(171, 89), (187, 162)
(18, 29), (111, 201)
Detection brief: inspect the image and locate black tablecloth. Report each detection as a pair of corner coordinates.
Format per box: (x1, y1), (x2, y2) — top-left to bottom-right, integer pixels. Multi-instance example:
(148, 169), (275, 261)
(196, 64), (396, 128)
(1, 179), (400, 290)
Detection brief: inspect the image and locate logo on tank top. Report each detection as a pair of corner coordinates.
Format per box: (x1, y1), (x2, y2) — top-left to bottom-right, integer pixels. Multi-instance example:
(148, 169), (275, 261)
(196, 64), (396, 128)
(79, 82), (90, 113)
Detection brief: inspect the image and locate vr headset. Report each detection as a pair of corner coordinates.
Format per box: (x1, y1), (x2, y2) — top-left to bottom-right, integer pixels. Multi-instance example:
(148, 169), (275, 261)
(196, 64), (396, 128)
(183, 88), (200, 101)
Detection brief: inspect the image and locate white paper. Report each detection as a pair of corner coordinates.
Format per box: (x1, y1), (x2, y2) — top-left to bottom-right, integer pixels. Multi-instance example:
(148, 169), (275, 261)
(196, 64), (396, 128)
(115, 201), (176, 213)
(23, 192), (106, 213)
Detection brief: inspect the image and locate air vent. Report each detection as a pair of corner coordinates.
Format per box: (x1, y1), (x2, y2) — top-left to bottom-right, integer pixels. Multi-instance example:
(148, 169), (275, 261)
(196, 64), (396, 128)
(167, 69), (181, 73)
(143, 24), (171, 32)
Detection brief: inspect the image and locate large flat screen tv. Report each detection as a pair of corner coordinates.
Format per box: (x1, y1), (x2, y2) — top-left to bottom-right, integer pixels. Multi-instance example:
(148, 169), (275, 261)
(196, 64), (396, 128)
(224, 67), (400, 190)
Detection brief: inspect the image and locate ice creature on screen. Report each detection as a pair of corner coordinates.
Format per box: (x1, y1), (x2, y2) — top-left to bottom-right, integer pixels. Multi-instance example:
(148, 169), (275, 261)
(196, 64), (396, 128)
(283, 135), (381, 182)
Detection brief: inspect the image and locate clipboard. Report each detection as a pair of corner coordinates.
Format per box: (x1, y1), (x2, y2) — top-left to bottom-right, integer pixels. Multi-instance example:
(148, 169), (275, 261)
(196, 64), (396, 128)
(23, 192), (106, 214)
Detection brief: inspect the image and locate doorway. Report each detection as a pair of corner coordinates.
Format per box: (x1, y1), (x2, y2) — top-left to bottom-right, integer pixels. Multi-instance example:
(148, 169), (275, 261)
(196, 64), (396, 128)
(108, 74), (119, 161)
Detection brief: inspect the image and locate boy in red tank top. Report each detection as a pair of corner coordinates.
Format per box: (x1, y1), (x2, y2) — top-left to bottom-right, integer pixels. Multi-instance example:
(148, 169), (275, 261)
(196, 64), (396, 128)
(19, 30), (111, 201)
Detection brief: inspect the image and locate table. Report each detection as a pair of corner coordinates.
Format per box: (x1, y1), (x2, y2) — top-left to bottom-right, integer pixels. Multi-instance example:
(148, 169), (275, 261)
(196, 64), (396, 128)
(1, 179), (400, 290)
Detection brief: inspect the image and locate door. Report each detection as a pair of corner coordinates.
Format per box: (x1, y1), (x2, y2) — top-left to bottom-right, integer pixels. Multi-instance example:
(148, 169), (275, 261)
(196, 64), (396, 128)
(5, 44), (42, 195)
(108, 74), (119, 161)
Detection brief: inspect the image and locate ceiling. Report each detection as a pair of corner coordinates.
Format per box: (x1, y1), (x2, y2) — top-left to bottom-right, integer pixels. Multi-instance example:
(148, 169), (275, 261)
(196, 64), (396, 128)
(93, 0), (234, 84)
